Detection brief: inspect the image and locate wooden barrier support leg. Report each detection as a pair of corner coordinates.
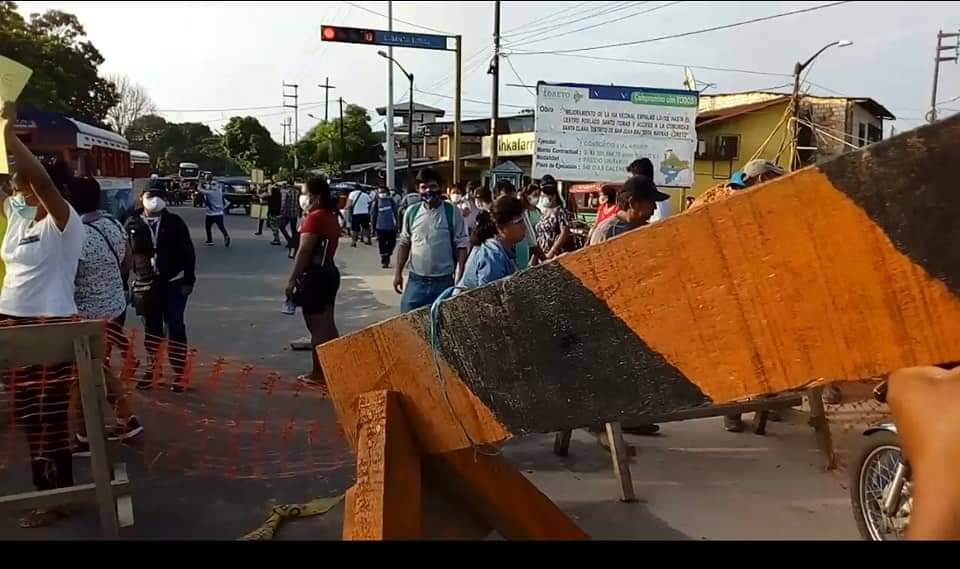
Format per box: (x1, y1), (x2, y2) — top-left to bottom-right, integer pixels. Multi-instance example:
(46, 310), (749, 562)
(604, 422), (637, 503)
(74, 337), (119, 538)
(425, 447), (589, 540)
(806, 387), (837, 471)
(553, 430), (572, 457)
(343, 390), (421, 540)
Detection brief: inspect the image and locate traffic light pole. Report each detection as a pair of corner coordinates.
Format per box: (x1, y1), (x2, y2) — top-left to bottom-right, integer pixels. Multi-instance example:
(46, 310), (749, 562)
(453, 35), (462, 185)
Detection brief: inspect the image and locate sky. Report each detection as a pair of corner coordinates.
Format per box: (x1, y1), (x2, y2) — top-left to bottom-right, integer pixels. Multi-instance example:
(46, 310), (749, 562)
(15, 1), (960, 143)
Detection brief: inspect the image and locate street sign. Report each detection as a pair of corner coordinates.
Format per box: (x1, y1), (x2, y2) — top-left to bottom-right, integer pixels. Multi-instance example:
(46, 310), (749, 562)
(320, 25), (450, 51)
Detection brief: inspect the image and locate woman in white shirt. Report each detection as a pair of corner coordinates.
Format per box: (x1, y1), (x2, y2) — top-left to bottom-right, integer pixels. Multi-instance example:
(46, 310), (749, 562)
(0, 103), (84, 528)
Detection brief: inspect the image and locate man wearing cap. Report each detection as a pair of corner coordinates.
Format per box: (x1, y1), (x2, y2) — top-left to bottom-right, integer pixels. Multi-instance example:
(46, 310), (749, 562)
(126, 181), (196, 391)
(589, 175), (668, 246)
(588, 175), (670, 438)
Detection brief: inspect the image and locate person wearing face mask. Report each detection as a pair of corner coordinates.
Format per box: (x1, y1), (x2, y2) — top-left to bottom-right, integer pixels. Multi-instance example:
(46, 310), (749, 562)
(371, 185), (400, 269)
(457, 180), (481, 236)
(125, 181), (196, 392)
(535, 179), (573, 260)
(456, 196), (527, 291)
(286, 177), (341, 386)
(0, 103), (84, 527)
(394, 168), (469, 313)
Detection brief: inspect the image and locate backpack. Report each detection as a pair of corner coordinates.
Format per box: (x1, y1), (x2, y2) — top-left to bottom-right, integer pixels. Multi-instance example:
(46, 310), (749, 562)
(403, 201), (457, 261)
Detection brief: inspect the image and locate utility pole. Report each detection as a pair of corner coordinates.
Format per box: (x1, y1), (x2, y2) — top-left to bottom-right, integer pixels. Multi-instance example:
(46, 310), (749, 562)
(928, 29), (960, 124)
(489, 0), (501, 174)
(386, 0), (395, 191)
(408, 78), (414, 193)
(281, 117), (291, 147)
(283, 83), (299, 170)
(318, 77), (336, 121)
(338, 97), (346, 164)
(453, 35), (462, 185)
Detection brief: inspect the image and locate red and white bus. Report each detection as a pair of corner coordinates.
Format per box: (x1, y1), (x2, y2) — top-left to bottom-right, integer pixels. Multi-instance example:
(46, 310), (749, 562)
(14, 109), (146, 217)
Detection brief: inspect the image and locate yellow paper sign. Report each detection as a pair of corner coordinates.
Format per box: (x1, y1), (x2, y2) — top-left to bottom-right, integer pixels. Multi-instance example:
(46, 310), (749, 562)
(0, 56), (33, 174)
(0, 56), (32, 103)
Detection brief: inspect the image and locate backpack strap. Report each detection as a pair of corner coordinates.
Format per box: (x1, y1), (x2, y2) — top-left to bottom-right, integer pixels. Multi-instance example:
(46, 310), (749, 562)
(443, 202), (456, 260)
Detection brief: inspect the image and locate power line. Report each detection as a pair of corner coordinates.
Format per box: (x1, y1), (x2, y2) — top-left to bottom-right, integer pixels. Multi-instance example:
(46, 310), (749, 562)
(159, 100), (327, 114)
(506, 1), (684, 49)
(414, 88), (530, 108)
(513, 52), (792, 78)
(504, 56), (536, 97)
(502, 1), (636, 41)
(500, 1), (593, 36)
(340, 0), (449, 34)
(507, 1), (855, 55)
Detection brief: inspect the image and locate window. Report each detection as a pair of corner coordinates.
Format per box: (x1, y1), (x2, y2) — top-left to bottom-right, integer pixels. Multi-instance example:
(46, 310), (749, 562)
(858, 123), (867, 147)
(696, 135), (740, 161)
(867, 124), (882, 145)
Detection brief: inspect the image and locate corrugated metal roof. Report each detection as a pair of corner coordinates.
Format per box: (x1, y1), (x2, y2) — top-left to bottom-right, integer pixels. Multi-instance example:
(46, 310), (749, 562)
(696, 96), (791, 128)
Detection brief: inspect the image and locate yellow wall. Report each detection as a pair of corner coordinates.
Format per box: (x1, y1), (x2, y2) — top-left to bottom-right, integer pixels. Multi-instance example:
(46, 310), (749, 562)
(690, 101), (790, 199)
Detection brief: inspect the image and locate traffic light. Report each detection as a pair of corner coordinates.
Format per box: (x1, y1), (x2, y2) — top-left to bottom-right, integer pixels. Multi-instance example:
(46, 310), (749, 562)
(320, 25), (376, 45)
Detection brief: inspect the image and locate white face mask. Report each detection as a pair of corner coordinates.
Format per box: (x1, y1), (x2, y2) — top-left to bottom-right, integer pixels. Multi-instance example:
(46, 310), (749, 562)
(10, 194), (38, 220)
(299, 195), (312, 211)
(142, 196), (166, 213)
(449, 193), (462, 203)
(537, 195), (552, 210)
(527, 196), (539, 206)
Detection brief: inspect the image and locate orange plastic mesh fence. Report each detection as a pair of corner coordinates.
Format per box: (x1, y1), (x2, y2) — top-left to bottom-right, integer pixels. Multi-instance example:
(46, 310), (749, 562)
(0, 316), (352, 481)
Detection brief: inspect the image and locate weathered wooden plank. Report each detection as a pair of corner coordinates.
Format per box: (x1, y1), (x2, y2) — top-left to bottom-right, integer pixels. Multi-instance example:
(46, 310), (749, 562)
(0, 480), (130, 511)
(0, 321), (104, 368)
(604, 422), (636, 503)
(319, 115), (960, 456)
(342, 390), (422, 540)
(424, 448), (589, 540)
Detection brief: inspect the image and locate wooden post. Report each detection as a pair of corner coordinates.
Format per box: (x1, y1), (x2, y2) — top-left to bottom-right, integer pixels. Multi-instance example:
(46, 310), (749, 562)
(343, 390), (421, 540)
(553, 430), (572, 457)
(74, 336), (119, 538)
(605, 422), (636, 503)
(806, 387), (836, 471)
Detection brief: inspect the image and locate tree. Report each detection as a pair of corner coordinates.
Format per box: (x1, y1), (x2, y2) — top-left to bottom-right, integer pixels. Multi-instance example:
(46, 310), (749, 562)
(222, 116), (282, 174)
(296, 104), (382, 170)
(0, 2), (119, 127)
(106, 74), (157, 134)
(125, 114), (242, 176)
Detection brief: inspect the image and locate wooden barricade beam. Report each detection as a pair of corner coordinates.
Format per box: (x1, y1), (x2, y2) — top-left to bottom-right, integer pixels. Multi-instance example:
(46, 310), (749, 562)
(320, 116), (960, 459)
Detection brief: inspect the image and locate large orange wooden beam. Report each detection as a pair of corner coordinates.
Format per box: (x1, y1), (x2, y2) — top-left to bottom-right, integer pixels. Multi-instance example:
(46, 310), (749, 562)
(319, 116), (960, 456)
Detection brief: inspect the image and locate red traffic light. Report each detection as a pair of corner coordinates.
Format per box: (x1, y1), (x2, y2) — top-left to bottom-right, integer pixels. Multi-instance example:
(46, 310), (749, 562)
(320, 25), (377, 45)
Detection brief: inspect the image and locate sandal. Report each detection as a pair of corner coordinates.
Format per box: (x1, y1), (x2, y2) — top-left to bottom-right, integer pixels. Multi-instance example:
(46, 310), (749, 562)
(18, 507), (68, 529)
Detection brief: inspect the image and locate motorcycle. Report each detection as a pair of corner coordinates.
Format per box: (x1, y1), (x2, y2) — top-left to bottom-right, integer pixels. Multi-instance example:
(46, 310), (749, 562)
(849, 380), (912, 540)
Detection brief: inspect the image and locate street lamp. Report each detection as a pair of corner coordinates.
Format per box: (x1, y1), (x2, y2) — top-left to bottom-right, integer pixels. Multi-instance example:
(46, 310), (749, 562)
(379, 50), (415, 193)
(790, 40), (853, 170)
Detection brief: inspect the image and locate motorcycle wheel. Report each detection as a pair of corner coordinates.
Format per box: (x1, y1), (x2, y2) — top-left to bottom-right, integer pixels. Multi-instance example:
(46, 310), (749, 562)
(849, 430), (910, 540)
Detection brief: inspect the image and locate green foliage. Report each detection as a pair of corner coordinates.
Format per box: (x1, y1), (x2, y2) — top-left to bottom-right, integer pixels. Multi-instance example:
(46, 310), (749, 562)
(0, 2), (119, 127)
(222, 116), (282, 174)
(125, 114), (241, 176)
(296, 104), (382, 170)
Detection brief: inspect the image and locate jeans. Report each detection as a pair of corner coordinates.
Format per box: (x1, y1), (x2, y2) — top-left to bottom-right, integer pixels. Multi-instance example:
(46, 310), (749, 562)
(143, 284), (190, 379)
(278, 216), (298, 248)
(377, 229), (397, 266)
(400, 273), (454, 314)
(205, 214), (229, 243)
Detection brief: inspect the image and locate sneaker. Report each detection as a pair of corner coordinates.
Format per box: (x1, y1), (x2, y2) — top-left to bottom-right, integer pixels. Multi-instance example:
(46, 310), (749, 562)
(270, 240), (282, 246)
(114, 416), (144, 441)
(204, 241), (215, 246)
(225, 237), (231, 248)
(73, 434), (90, 457)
